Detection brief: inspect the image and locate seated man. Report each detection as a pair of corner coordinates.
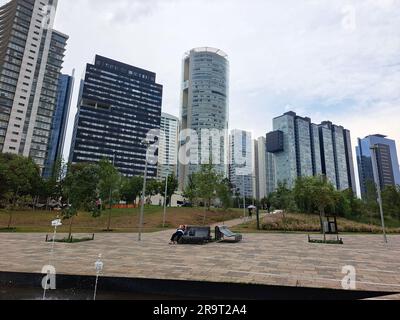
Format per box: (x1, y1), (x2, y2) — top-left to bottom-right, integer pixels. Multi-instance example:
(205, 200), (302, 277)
(169, 225), (186, 245)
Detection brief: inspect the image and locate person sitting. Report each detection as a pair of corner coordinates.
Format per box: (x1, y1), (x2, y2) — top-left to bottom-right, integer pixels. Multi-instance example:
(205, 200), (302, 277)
(169, 225), (186, 245)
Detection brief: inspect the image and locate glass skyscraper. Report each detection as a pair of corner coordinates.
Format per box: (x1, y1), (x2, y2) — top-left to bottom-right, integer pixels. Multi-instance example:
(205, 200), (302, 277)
(0, 0), (68, 171)
(356, 134), (400, 198)
(229, 129), (254, 198)
(43, 72), (74, 177)
(254, 136), (267, 200)
(267, 111), (356, 192)
(179, 47), (229, 190)
(69, 55), (163, 177)
(158, 112), (179, 180)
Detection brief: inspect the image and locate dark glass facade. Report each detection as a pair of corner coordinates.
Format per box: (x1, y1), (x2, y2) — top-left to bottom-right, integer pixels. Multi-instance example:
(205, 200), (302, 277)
(267, 112), (356, 193)
(43, 73), (74, 177)
(357, 135), (400, 198)
(69, 55), (163, 177)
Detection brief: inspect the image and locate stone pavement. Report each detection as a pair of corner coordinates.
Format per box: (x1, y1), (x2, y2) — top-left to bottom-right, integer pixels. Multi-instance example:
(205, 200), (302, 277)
(0, 216), (399, 296)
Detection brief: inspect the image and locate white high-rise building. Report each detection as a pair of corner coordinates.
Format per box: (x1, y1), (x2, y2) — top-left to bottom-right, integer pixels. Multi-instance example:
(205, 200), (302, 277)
(0, 0), (68, 172)
(254, 137), (267, 200)
(229, 129), (254, 198)
(158, 112), (179, 179)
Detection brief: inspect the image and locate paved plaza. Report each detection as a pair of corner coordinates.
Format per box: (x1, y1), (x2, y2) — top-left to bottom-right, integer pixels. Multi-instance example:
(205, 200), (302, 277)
(0, 220), (400, 295)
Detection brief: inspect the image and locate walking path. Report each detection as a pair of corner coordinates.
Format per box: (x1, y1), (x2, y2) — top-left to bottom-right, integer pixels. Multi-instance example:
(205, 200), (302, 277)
(0, 214), (399, 297)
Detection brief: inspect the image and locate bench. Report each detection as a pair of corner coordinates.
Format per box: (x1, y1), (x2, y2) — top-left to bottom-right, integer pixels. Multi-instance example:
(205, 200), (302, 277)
(178, 226), (212, 245)
(215, 226), (243, 243)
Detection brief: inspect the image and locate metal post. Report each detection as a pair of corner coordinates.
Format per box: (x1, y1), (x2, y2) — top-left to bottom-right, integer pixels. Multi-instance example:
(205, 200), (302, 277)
(107, 153), (116, 231)
(243, 175), (246, 220)
(370, 145), (388, 244)
(138, 143), (149, 242)
(163, 173), (169, 228)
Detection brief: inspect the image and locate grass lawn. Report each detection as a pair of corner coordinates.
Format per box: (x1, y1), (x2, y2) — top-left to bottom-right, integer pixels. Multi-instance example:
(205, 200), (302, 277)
(0, 207), (243, 234)
(232, 212), (400, 234)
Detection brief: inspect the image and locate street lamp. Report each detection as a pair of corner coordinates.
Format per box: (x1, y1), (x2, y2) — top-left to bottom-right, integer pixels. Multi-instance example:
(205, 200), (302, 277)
(370, 145), (388, 244)
(163, 170), (169, 228)
(138, 140), (150, 242)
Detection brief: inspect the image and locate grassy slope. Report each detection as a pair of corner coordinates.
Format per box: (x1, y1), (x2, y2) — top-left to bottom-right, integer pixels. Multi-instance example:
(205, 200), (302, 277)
(0, 207), (243, 233)
(233, 212), (400, 234)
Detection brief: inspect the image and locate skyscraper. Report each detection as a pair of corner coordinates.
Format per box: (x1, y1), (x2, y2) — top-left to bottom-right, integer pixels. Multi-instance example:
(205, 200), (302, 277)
(266, 111), (356, 192)
(69, 55), (163, 177)
(0, 0), (68, 171)
(254, 137), (267, 200)
(357, 134), (400, 198)
(229, 129), (254, 198)
(43, 72), (74, 177)
(179, 47), (229, 190)
(158, 112), (179, 180)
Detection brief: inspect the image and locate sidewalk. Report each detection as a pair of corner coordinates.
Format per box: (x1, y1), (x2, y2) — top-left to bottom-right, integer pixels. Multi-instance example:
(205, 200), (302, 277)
(210, 212), (267, 229)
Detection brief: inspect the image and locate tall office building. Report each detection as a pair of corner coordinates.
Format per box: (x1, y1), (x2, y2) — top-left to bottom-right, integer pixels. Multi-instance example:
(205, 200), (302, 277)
(266, 151), (276, 195)
(229, 129), (254, 198)
(158, 112), (179, 180)
(356, 134), (400, 198)
(254, 136), (267, 200)
(43, 72), (74, 177)
(69, 55), (163, 177)
(319, 121), (356, 191)
(179, 47), (229, 190)
(0, 0), (68, 171)
(266, 111), (356, 192)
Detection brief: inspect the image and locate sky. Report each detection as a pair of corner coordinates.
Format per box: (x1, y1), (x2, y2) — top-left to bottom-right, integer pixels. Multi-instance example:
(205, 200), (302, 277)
(12, 0), (398, 188)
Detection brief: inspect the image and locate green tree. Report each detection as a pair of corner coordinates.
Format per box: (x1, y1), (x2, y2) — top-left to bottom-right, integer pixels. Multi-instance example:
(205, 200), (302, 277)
(98, 159), (121, 231)
(160, 174), (179, 207)
(0, 154), (41, 228)
(216, 178), (233, 210)
(146, 179), (161, 201)
(183, 174), (199, 205)
(365, 180), (379, 224)
(382, 185), (400, 220)
(62, 163), (100, 240)
(293, 177), (315, 213)
(270, 181), (296, 216)
(120, 176), (143, 206)
(310, 176), (337, 241)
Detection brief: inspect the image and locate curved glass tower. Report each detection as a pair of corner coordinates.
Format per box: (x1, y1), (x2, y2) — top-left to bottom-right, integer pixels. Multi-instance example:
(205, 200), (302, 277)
(179, 47), (229, 189)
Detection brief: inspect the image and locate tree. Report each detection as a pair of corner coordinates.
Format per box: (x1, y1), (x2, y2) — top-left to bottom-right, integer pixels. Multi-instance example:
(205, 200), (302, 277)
(364, 180), (379, 224)
(216, 178), (233, 210)
(146, 179), (161, 201)
(160, 174), (179, 207)
(62, 163), (100, 240)
(0, 154), (41, 228)
(97, 159), (121, 231)
(382, 185), (400, 221)
(183, 174), (199, 205)
(196, 164), (220, 224)
(310, 176), (337, 241)
(120, 176), (143, 206)
(293, 177), (315, 214)
(270, 181), (296, 216)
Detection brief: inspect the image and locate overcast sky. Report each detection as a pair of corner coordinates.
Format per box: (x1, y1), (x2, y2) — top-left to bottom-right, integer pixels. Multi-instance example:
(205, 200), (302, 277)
(28, 0), (400, 176)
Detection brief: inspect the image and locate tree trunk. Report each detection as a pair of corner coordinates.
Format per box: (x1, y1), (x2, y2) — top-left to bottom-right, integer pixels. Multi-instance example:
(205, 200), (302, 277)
(7, 211), (13, 229)
(203, 203), (207, 226)
(320, 207), (326, 242)
(107, 203), (112, 231)
(68, 215), (74, 241)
